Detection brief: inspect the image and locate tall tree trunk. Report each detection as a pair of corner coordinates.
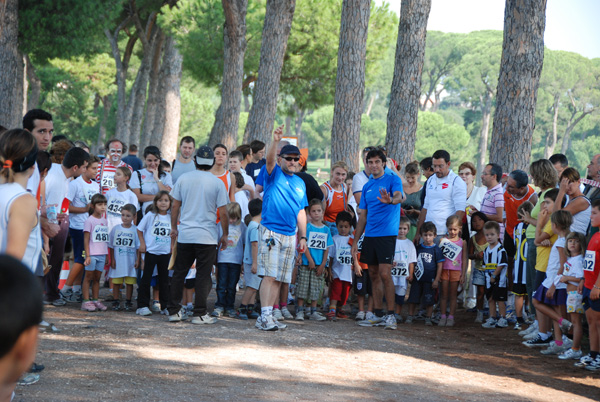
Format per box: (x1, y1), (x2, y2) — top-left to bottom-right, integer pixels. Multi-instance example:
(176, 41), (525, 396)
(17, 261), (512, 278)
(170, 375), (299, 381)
(159, 37), (183, 163)
(331, 0), (372, 172)
(544, 93), (560, 158)
(489, 0), (547, 172)
(476, 92), (493, 185)
(97, 95), (111, 154)
(0, 0), (21, 128)
(364, 92), (376, 117)
(560, 109), (591, 155)
(208, 0), (248, 151)
(243, 0), (295, 145)
(144, 29), (166, 149)
(243, 92), (250, 112)
(25, 54), (41, 110)
(294, 107), (307, 147)
(385, 0), (431, 171)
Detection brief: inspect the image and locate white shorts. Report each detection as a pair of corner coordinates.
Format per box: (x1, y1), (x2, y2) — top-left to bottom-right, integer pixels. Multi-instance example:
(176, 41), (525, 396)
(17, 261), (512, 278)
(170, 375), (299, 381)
(257, 226), (296, 284)
(566, 290), (584, 314)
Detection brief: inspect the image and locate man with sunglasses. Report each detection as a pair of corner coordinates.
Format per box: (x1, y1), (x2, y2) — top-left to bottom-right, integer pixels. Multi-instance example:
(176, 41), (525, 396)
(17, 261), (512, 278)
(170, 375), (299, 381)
(96, 138), (132, 195)
(255, 126), (308, 331)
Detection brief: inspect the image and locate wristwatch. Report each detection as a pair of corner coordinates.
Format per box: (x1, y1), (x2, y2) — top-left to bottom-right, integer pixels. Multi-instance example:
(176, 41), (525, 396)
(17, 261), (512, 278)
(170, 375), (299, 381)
(300, 236), (308, 241)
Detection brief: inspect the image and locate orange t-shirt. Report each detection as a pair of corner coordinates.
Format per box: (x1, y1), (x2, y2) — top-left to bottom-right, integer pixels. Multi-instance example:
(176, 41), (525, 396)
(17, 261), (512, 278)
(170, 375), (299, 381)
(504, 185), (535, 239)
(323, 181), (347, 223)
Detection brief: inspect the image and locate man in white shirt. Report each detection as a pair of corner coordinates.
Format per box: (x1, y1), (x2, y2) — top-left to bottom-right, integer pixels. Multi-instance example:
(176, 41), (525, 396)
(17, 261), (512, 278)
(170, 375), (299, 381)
(171, 136), (196, 184)
(352, 147), (374, 206)
(44, 147), (89, 305)
(415, 150), (467, 243)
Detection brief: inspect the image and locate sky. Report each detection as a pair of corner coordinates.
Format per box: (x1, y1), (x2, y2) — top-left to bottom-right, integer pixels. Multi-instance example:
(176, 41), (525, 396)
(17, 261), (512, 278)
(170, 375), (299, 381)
(378, 0), (600, 59)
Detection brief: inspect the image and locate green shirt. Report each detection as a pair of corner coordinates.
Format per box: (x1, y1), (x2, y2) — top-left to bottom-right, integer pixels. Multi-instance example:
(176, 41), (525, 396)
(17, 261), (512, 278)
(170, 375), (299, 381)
(525, 188), (550, 239)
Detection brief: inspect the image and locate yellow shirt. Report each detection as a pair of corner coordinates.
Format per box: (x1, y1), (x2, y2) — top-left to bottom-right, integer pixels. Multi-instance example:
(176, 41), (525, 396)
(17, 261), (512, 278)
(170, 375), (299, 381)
(535, 220), (556, 272)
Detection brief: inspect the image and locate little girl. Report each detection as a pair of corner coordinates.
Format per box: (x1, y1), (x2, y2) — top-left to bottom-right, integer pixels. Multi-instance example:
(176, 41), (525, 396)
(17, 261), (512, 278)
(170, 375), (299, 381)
(136, 191), (173, 316)
(212, 202), (246, 318)
(529, 210), (573, 352)
(439, 215), (467, 327)
(557, 231), (586, 360)
(105, 166), (139, 231)
(468, 212), (489, 323)
(82, 194), (109, 312)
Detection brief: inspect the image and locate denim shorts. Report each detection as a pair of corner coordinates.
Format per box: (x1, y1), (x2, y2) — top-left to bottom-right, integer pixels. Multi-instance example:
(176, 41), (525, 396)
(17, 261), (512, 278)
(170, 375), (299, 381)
(86, 255), (106, 272)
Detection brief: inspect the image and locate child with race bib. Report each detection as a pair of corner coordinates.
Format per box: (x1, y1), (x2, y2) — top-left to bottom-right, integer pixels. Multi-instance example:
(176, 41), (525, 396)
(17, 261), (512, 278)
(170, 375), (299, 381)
(109, 204), (140, 312)
(82, 194), (109, 312)
(136, 191), (173, 316)
(295, 199), (333, 321)
(481, 221), (509, 329)
(438, 215), (467, 327)
(237, 199), (263, 320)
(326, 211), (354, 320)
(406, 222), (444, 325)
(557, 231), (586, 360)
(392, 217), (417, 323)
(212, 202), (247, 318)
(105, 166), (139, 231)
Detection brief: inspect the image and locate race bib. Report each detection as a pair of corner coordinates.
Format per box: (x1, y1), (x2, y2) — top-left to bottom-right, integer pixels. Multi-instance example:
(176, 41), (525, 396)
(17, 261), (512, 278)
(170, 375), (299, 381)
(93, 225), (109, 243)
(584, 251), (596, 272)
(101, 172), (115, 189)
(107, 199), (125, 215)
(440, 239), (461, 262)
(391, 261), (409, 277)
(336, 246), (352, 265)
(153, 220), (171, 244)
(308, 232), (327, 250)
(84, 188), (97, 203)
(227, 230), (241, 249)
(115, 230), (135, 248)
(414, 261), (423, 280)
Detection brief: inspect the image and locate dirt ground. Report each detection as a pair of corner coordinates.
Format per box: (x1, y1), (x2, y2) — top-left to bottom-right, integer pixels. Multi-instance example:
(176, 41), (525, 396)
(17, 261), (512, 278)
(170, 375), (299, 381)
(14, 290), (600, 402)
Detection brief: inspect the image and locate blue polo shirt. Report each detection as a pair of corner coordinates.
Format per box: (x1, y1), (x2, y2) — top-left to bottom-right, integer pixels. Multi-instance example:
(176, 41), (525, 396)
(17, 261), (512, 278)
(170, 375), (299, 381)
(261, 165), (308, 236)
(358, 173), (403, 237)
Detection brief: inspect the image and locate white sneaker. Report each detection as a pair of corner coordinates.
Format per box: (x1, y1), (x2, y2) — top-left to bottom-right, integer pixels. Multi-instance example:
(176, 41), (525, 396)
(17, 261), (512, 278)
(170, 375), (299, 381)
(481, 317), (497, 328)
(150, 301), (161, 312)
(355, 311), (365, 321)
(255, 315), (278, 331)
(136, 307), (152, 316)
(523, 330), (541, 341)
(475, 311), (484, 323)
(495, 317), (508, 328)
(169, 308), (189, 322)
(384, 314), (397, 330)
(160, 309), (169, 316)
(281, 306), (294, 320)
(358, 313), (383, 327)
(273, 308), (284, 321)
(273, 317), (287, 330)
(191, 314), (217, 325)
(519, 322), (538, 337)
(541, 341), (567, 355)
(295, 310), (305, 321)
(558, 348), (583, 360)
(309, 311), (327, 321)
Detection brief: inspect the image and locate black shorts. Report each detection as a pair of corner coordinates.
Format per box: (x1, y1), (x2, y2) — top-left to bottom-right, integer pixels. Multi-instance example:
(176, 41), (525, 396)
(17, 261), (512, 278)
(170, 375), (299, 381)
(485, 284), (508, 301)
(582, 287), (600, 312)
(360, 236), (396, 266)
(395, 294), (405, 306)
(503, 231), (516, 260)
(407, 281), (435, 306)
(184, 278), (196, 289)
(353, 269), (372, 296)
(512, 283), (527, 296)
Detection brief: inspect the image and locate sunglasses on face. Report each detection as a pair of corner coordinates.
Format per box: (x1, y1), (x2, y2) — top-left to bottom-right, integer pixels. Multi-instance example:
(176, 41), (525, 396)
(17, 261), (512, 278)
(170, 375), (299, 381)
(282, 156), (300, 162)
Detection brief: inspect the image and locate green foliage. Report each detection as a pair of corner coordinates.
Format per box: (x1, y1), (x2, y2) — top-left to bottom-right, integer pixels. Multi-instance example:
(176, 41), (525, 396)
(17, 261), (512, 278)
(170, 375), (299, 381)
(303, 106), (334, 160)
(414, 111), (472, 165)
(179, 77), (218, 145)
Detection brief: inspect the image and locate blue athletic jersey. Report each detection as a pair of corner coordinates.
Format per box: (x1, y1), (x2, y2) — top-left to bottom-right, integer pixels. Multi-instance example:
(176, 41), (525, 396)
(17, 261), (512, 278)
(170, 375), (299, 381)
(260, 164), (308, 236)
(301, 223), (333, 266)
(358, 173), (403, 237)
(415, 244), (444, 282)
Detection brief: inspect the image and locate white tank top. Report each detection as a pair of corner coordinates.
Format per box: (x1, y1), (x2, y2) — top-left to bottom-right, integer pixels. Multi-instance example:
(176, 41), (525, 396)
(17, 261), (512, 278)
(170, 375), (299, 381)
(0, 182), (42, 273)
(569, 195), (591, 234)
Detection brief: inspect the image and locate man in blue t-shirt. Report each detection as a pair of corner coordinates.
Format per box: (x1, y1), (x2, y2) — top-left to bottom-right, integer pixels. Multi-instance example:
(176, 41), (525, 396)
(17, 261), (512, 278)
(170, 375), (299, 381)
(352, 148), (405, 330)
(256, 127), (308, 331)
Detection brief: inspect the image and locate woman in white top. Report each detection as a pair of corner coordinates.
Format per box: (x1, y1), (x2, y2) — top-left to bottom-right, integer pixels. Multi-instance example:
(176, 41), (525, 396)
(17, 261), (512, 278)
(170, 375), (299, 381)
(554, 167), (591, 234)
(130, 146), (173, 216)
(0, 129), (42, 273)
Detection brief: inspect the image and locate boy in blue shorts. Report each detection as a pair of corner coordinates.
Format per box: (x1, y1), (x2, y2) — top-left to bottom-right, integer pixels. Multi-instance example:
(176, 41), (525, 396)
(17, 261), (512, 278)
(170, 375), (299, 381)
(406, 222), (444, 325)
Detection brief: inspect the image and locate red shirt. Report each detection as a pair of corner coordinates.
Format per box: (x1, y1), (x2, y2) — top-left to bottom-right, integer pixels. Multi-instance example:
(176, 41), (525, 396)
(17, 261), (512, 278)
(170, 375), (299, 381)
(504, 185), (535, 239)
(584, 232), (600, 290)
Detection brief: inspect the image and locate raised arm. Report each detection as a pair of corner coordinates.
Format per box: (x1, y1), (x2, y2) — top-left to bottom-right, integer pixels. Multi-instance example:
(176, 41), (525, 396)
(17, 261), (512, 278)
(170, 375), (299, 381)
(266, 125), (284, 175)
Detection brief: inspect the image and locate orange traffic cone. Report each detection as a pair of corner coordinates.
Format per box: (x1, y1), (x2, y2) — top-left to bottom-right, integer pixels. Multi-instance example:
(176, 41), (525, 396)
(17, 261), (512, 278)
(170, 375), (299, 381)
(58, 261), (70, 290)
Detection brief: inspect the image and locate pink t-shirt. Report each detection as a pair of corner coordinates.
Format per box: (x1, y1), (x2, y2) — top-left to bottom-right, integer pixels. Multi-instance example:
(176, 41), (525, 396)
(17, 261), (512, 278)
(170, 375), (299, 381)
(440, 238), (463, 271)
(84, 215), (109, 256)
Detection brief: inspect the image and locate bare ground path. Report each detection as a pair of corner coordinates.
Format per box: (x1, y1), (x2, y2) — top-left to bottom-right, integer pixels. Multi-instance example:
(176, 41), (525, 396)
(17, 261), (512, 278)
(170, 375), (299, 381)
(15, 300), (600, 402)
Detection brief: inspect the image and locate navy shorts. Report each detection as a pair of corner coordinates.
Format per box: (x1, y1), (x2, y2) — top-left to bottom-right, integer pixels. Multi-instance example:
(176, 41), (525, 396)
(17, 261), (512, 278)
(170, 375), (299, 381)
(69, 228), (85, 264)
(582, 287), (600, 312)
(360, 236), (395, 266)
(353, 269), (372, 296)
(407, 280), (435, 306)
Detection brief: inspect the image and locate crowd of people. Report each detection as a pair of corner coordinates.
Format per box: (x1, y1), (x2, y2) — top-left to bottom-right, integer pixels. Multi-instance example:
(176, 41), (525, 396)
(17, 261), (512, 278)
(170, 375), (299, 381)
(1, 108), (600, 395)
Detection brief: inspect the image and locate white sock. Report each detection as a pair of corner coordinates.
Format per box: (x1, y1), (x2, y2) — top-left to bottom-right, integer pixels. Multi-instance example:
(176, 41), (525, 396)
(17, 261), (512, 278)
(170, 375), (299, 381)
(261, 306), (273, 316)
(62, 285), (72, 292)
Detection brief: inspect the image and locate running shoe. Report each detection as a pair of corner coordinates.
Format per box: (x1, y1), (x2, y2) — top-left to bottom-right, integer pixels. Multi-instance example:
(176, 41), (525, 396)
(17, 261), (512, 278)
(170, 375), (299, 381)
(358, 313), (382, 327)
(558, 348), (582, 360)
(93, 300), (107, 311)
(211, 307), (224, 317)
(523, 335), (552, 348)
(482, 318), (497, 328)
(150, 301), (161, 312)
(541, 341), (568, 355)
(495, 317), (508, 328)
(355, 311), (365, 321)
(273, 308), (284, 321)
(136, 307), (152, 316)
(295, 310), (305, 321)
(575, 353), (596, 368)
(384, 314), (397, 330)
(273, 317), (287, 330)
(309, 311), (327, 321)
(81, 301), (97, 312)
(255, 315), (278, 331)
(169, 308), (189, 322)
(585, 356), (600, 372)
(191, 314), (217, 325)
(281, 306), (294, 320)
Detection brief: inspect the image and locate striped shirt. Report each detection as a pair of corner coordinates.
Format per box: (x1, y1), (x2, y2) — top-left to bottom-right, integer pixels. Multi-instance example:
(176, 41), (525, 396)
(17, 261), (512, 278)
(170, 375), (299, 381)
(483, 243), (508, 288)
(513, 222), (528, 286)
(96, 159), (132, 195)
(480, 183), (505, 238)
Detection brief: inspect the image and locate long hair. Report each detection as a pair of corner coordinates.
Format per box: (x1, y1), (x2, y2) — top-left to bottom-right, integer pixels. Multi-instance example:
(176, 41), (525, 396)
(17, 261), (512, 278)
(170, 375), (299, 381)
(0, 129), (38, 183)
